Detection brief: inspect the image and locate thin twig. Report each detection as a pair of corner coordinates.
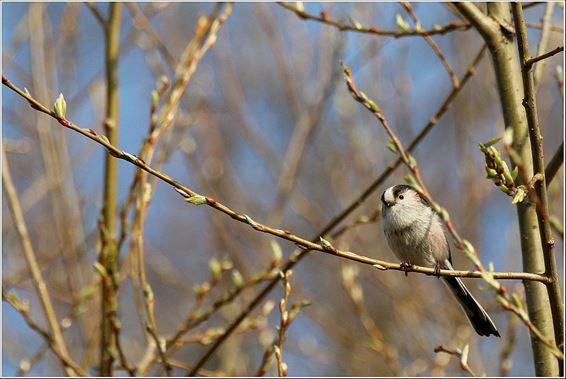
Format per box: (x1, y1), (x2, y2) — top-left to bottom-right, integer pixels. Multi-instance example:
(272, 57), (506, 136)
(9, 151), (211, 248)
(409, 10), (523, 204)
(2, 290), (86, 376)
(499, 312), (518, 376)
(2, 147), (78, 376)
(533, 2), (556, 89)
(401, 2), (460, 88)
(124, 2), (176, 69)
(434, 344), (478, 377)
(526, 46), (565, 68)
(84, 2), (107, 29)
(278, 2), (472, 37)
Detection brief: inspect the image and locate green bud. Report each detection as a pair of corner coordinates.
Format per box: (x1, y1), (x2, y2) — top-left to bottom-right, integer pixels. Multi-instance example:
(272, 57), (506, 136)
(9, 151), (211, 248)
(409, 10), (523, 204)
(482, 136), (502, 148)
(556, 65), (564, 82)
(386, 140), (398, 153)
(438, 207), (450, 222)
(349, 16), (362, 29)
(512, 188), (526, 204)
(232, 270), (244, 289)
(501, 160), (514, 184)
(209, 258), (221, 279)
(151, 90), (159, 107)
(395, 13), (410, 32)
(407, 154), (417, 169)
(53, 93), (67, 118)
(485, 166), (498, 179)
(185, 195), (207, 205)
(511, 166), (519, 181)
(319, 236), (333, 250)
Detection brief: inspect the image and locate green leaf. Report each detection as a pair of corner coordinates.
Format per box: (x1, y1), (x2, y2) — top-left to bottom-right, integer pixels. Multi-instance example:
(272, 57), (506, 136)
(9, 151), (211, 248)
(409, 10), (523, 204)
(481, 136), (502, 148)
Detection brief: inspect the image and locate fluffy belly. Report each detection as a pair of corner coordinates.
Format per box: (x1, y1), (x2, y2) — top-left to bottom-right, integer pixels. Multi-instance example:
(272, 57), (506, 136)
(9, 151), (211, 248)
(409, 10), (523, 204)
(384, 228), (437, 267)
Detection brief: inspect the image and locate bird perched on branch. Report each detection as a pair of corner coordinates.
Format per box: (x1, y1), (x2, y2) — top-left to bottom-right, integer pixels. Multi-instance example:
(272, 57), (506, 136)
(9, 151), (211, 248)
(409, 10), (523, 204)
(381, 184), (500, 337)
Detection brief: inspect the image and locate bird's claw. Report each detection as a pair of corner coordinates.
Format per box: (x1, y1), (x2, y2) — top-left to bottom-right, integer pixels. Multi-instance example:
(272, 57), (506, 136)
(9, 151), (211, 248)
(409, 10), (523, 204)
(400, 262), (413, 277)
(433, 263), (442, 279)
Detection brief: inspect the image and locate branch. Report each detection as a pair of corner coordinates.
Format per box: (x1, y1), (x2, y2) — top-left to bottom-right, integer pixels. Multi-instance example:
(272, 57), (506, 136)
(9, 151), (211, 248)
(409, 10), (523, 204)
(84, 2), (107, 29)
(401, 2), (459, 88)
(278, 2), (472, 38)
(512, 2), (564, 357)
(526, 45), (565, 69)
(434, 344), (478, 377)
(453, 2), (499, 42)
(98, 3), (122, 375)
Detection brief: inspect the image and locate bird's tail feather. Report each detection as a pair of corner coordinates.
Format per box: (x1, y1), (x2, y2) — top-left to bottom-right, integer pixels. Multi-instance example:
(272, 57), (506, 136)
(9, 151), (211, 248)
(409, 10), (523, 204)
(442, 276), (500, 337)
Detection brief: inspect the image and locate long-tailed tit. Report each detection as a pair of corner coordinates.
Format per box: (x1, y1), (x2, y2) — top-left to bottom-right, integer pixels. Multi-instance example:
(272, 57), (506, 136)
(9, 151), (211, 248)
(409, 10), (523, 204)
(381, 184), (500, 337)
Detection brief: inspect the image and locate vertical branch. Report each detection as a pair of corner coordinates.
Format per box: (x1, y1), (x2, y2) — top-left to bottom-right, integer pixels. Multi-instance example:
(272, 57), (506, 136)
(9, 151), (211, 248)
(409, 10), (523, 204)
(2, 148), (77, 376)
(512, 0), (564, 361)
(99, 3), (122, 376)
(454, 2), (559, 375)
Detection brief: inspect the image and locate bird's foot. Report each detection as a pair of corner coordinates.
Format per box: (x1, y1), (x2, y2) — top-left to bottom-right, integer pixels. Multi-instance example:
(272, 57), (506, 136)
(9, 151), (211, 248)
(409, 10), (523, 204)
(433, 262), (442, 278)
(400, 261), (413, 277)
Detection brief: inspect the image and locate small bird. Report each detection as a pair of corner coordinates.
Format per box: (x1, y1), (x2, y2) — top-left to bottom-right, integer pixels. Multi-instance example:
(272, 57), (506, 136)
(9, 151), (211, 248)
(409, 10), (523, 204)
(381, 184), (500, 337)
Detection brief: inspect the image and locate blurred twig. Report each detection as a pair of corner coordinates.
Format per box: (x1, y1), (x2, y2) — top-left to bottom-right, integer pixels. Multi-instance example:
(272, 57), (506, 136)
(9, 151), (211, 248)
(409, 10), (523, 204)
(533, 2), (556, 90)
(434, 344), (478, 377)
(278, 2), (472, 37)
(341, 265), (399, 374)
(3, 290), (87, 376)
(124, 2), (177, 69)
(499, 312), (519, 376)
(401, 2), (459, 87)
(2, 147), (78, 376)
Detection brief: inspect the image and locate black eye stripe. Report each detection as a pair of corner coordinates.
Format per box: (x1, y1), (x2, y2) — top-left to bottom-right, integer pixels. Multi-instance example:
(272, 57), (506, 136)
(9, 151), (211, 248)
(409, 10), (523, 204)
(392, 184), (412, 198)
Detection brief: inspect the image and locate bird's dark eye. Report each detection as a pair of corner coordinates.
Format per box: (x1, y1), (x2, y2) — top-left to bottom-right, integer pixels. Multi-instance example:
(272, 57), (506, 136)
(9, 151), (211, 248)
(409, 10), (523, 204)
(398, 195), (404, 200)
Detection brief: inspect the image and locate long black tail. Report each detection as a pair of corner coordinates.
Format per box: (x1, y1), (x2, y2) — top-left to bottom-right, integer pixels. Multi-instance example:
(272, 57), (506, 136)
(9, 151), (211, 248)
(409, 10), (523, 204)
(442, 275), (500, 337)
